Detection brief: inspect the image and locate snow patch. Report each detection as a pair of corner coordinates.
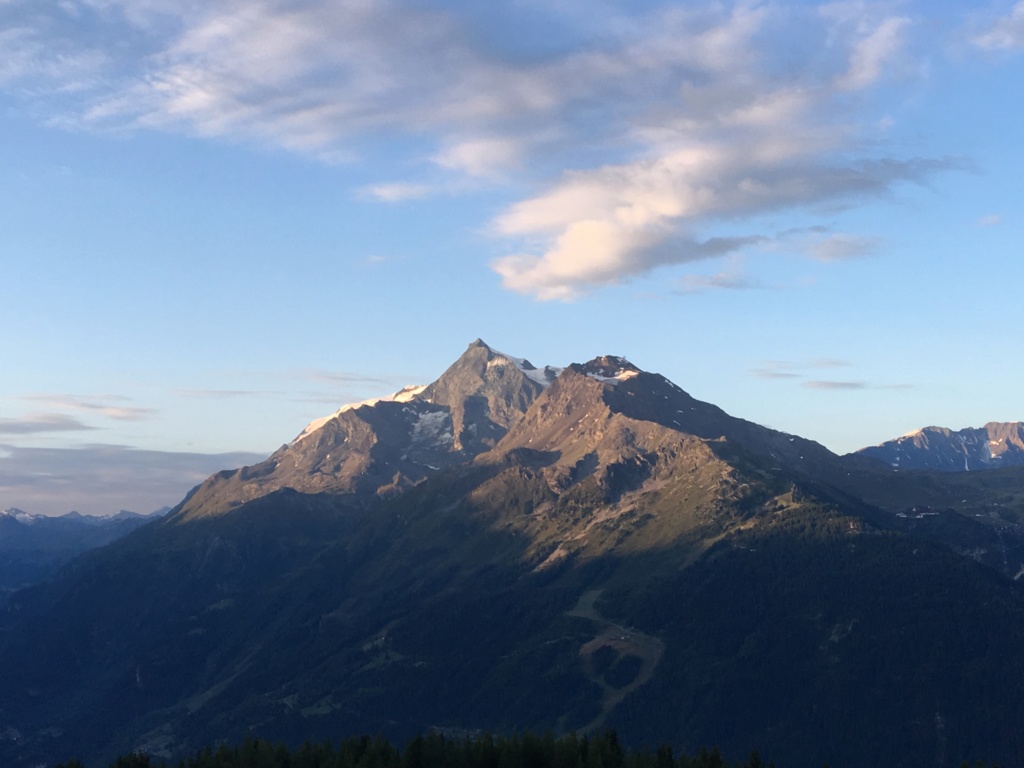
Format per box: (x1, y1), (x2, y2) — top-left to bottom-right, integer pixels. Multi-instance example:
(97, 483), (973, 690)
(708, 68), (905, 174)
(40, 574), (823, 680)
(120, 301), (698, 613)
(488, 348), (562, 386)
(411, 410), (452, 446)
(293, 384), (428, 444)
(586, 369), (639, 385)
(392, 384), (428, 403)
(1, 508), (39, 524)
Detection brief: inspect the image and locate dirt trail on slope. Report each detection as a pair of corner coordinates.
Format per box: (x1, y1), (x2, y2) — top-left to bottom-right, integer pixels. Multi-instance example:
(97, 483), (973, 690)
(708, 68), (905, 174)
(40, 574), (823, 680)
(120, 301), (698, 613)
(568, 589), (665, 734)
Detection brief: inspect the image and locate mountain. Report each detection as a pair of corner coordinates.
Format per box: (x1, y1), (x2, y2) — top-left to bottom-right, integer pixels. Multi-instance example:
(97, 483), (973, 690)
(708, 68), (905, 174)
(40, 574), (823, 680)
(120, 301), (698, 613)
(855, 422), (1024, 472)
(3, 341), (1024, 768)
(0, 508), (162, 598)
(174, 340), (559, 520)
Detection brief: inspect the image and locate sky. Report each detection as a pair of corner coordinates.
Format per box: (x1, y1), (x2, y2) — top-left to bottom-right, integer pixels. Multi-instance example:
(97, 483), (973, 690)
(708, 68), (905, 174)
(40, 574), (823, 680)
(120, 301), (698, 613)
(2, 0), (1023, 516)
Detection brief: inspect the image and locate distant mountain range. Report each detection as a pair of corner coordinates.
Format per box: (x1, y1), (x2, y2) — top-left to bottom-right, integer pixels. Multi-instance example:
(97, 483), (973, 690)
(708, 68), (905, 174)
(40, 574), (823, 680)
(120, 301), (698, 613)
(2, 341), (1024, 768)
(0, 507), (167, 596)
(855, 422), (1024, 471)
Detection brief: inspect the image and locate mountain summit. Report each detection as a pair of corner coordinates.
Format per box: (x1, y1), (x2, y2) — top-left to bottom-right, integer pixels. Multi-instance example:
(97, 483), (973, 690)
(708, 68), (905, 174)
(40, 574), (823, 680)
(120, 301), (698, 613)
(174, 340), (558, 518)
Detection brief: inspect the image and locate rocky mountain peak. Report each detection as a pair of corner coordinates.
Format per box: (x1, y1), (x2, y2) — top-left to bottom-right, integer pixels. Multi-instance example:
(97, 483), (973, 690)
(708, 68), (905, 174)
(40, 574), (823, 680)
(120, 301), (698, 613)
(571, 355), (641, 384)
(420, 339), (557, 451)
(171, 341), (559, 519)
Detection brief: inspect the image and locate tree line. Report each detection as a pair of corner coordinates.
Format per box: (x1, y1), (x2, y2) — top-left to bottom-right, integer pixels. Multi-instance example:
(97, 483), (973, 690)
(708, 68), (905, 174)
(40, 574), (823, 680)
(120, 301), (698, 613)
(54, 730), (769, 768)
(54, 729), (1000, 768)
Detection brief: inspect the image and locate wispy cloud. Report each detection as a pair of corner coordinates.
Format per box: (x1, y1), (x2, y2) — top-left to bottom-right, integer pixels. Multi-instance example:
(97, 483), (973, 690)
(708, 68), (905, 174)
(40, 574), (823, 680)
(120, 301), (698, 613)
(487, 7), (949, 299)
(978, 213), (1002, 227)
(751, 358), (908, 391)
(0, 21), (108, 90)
(826, 11), (911, 91)
(802, 380), (911, 391)
(803, 380), (868, 390)
(973, 2), (1024, 50)
(750, 361), (805, 380)
(751, 358), (853, 381)
(765, 227), (883, 262)
(175, 388), (277, 399)
(433, 136), (525, 178)
(0, 442), (266, 517)
(284, 368), (405, 407)
(0, 1), (957, 299)
(299, 369), (391, 386)
(18, 393), (156, 421)
(677, 265), (766, 294)
(0, 414), (95, 435)
(810, 358), (851, 369)
(176, 368), (403, 412)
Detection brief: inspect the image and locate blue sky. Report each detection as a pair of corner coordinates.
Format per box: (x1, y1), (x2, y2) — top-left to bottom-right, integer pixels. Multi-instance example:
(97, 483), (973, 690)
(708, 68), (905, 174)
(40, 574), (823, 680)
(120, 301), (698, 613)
(2, 0), (1023, 515)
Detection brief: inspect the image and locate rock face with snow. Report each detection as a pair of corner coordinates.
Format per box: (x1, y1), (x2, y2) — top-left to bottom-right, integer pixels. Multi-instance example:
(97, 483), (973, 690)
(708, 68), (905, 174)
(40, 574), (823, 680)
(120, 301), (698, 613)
(173, 340), (841, 521)
(855, 422), (1024, 472)
(174, 340), (558, 519)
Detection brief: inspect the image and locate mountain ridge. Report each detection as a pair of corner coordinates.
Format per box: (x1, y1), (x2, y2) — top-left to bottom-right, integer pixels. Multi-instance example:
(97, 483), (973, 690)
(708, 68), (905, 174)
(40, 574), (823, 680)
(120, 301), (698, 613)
(172, 340), (842, 522)
(855, 421), (1024, 472)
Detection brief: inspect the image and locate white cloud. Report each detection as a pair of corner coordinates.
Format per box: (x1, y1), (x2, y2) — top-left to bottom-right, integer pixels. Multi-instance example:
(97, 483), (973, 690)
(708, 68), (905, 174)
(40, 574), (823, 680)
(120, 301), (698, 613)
(58, 0), (475, 147)
(491, 139), (931, 298)
(361, 182), (433, 202)
(493, 220), (664, 301)
(486, 6), (939, 300)
(818, 2), (912, 89)
(978, 213), (1003, 227)
(973, 2), (1024, 50)
(0, 1), (951, 299)
(433, 137), (525, 177)
(835, 16), (910, 91)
